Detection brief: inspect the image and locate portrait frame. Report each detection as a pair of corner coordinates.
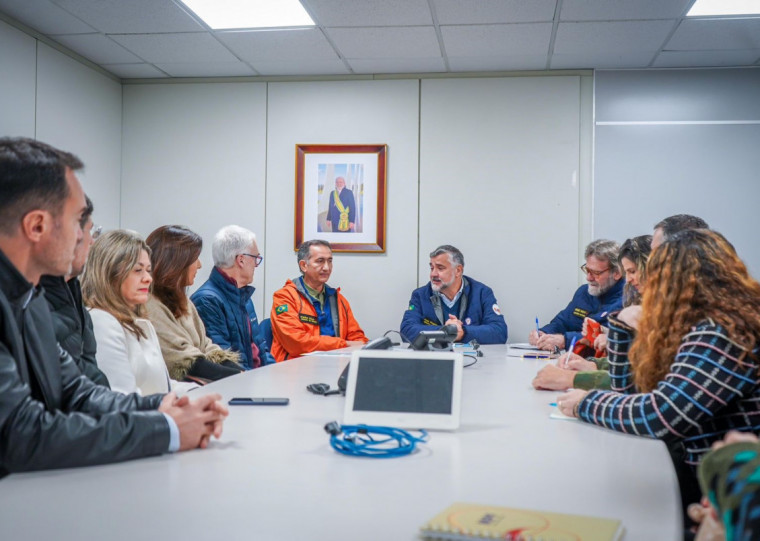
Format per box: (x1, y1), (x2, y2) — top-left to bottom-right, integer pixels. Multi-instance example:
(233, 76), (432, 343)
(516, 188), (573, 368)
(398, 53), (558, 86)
(295, 144), (387, 253)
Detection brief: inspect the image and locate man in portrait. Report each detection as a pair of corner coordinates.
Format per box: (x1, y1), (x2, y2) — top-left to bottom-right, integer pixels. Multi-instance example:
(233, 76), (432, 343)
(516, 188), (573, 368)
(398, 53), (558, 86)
(326, 176), (356, 232)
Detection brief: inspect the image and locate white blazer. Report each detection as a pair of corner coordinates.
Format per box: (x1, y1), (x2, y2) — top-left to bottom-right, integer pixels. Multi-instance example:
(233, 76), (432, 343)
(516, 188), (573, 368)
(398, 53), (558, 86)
(89, 308), (196, 396)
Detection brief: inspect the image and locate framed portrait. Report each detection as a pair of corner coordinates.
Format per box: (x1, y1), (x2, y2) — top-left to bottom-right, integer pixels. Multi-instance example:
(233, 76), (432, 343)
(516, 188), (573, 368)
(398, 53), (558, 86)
(295, 144), (387, 253)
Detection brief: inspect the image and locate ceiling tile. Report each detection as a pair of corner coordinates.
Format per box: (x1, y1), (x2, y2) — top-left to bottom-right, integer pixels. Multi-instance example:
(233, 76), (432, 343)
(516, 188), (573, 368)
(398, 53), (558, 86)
(433, 0), (557, 24)
(550, 51), (655, 69)
(448, 54), (549, 71)
(249, 57), (350, 76)
(51, 33), (142, 63)
(153, 62), (257, 77)
(554, 21), (675, 54)
(653, 49), (760, 67)
(217, 28), (339, 63)
(101, 63), (168, 78)
(328, 26), (440, 58)
(110, 33), (238, 63)
(347, 56), (446, 74)
(51, 0), (203, 33)
(667, 18), (760, 50)
(441, 23), (553, 57)
(560, 0), (692, 21)
(306, 0), (432, 26)
(0, 0), (95, 34)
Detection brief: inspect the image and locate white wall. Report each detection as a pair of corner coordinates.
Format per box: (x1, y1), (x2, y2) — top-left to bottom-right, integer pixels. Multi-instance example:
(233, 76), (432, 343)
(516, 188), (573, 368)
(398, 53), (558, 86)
(594, 68), (760, 277)
(265, 80), (420, 339)
(35, 43), (122, 230)
(121, 82), (268, 308)
(420, 77), (585, 343)
(0, 20), (122, 231)
(0, 19), (36, 138)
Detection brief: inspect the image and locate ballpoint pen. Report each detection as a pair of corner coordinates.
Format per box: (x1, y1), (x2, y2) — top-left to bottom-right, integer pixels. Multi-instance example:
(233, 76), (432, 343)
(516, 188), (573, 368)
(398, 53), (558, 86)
(535, 316), (540, 338)
(564, 336), (577, 368)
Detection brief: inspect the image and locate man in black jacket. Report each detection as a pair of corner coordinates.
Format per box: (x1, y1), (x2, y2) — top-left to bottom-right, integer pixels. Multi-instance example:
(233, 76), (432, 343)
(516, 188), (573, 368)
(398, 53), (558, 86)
(0, 137), (227, 477)
(40, 195), (109, 387)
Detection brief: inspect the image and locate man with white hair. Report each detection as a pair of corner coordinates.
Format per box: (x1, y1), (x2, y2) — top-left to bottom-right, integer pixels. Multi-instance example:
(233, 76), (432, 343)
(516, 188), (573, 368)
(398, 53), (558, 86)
(191, 225), (274, 369)
(530, 239), (624, 351)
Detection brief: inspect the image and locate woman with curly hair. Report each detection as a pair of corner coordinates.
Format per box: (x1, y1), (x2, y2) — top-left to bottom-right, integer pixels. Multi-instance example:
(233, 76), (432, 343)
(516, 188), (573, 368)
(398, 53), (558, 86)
(557, 229), (760, 503)
(145, 225), (242, 383)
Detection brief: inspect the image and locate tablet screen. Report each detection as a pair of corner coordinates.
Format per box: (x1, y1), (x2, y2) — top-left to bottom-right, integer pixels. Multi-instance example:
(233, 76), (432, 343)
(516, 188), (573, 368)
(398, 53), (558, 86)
(352, 356), (454, 414)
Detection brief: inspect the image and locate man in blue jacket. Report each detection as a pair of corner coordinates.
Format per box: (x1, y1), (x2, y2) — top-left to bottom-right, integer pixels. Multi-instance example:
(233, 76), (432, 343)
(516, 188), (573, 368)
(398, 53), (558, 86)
(530, 239), (624, 351)
(401, 245), (507, 345)
(191, 225), (274, 369)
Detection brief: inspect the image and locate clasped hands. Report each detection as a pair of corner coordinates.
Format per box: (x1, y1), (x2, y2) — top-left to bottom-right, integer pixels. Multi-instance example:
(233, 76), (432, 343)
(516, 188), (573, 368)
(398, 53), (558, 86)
(159, 392), (229, 451)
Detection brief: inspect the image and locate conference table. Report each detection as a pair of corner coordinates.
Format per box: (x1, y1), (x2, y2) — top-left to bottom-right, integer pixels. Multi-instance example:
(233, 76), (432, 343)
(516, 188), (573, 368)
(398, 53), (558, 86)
(0, 345), (680, 540)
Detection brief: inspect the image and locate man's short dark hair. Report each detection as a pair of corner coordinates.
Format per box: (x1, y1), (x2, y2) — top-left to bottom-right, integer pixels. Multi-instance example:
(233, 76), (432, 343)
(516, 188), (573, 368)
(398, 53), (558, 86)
(430, 245), (465, 267)
(654, 214), (709, 241)
(297, 239), (332, 273)
(0, 137), (83, 234)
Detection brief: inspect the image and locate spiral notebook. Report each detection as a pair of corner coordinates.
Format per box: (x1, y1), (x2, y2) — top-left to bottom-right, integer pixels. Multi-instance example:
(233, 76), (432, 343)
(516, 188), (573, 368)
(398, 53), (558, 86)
(419, 502), (624, 541)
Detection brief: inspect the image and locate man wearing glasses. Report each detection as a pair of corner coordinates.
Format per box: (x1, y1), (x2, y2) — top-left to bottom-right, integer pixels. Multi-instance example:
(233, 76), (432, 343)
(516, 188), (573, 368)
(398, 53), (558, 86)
(40, 195), (109, 386)
(191, 225), (274, 369)
(529, 239), (624, 352)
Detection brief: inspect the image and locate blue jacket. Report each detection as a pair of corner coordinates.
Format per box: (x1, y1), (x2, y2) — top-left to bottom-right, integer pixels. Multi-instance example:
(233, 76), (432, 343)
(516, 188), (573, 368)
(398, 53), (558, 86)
(539, 279), (624, 346)
(400, 276), (508, 345)
(190, 267), (274, 369)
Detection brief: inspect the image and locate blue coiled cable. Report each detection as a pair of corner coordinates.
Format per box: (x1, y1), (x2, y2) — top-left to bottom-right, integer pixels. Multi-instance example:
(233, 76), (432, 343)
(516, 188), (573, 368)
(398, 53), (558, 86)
(324, 422), (429, 458)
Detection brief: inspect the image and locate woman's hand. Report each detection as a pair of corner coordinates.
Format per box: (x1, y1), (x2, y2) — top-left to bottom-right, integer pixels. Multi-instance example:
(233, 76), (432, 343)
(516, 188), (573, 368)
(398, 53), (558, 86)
(556, 389), (589, 417)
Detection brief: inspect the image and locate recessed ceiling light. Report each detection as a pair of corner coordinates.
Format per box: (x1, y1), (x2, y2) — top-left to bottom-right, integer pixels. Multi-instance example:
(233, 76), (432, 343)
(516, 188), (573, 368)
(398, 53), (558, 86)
(179, 0), (315, 30)
(687, 0), (760, 16)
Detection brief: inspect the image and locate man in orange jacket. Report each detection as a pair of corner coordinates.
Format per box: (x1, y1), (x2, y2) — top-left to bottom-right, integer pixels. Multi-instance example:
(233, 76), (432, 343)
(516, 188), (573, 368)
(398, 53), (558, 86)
(270, 240), (368, 361)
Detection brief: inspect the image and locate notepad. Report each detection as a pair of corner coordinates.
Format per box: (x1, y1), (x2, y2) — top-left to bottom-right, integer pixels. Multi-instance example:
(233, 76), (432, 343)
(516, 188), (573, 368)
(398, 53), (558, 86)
(549, 407), (579, 422)
(419, 502), (624, 541)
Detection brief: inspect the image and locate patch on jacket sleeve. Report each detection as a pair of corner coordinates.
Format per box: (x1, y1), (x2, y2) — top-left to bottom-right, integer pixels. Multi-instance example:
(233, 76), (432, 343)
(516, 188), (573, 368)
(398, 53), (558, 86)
(422, 318), (438, 326)
(275, 304), (288, 315)
(407, 304), (415, 310)
(492, 304), (502, 316)
(299, 314), (319, 325)
(572, 307), (589, 318)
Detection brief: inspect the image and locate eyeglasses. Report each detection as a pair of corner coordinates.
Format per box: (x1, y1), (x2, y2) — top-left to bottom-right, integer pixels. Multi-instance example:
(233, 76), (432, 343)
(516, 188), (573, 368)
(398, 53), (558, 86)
(241, 253), (263, 267)
(580, 264), (610, 277)
(91, 225), (102, 240)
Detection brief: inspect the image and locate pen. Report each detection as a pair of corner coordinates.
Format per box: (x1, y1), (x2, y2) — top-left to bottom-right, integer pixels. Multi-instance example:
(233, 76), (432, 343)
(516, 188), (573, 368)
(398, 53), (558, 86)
(522, 353), (553, 360)
(564, 336), (577, 368)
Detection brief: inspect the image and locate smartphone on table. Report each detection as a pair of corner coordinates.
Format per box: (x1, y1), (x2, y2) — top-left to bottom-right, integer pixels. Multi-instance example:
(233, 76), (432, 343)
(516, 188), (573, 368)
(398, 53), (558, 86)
(228, 397), (290, 406)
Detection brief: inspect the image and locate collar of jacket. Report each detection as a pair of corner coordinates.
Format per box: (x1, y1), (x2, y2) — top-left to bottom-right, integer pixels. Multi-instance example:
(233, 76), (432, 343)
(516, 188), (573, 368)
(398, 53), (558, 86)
(291, 276), (338, 300)
(0, 247), (39, 305)
(428, 276), (470, 324)
(209, 266), (255, 303)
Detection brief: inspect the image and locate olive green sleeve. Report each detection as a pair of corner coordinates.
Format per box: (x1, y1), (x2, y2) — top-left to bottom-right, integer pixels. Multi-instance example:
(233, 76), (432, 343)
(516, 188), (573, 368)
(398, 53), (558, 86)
(573, 370), (611, 390)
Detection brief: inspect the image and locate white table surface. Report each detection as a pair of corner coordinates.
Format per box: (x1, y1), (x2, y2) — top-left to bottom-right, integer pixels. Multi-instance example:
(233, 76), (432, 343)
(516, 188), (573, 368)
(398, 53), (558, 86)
(0, 345), (680, 540)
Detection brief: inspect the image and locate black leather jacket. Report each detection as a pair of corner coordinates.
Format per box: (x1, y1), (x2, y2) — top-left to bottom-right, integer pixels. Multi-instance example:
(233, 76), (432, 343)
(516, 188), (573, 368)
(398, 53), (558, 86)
(39, 275), (110, 388)
(0, 249), (169, 478)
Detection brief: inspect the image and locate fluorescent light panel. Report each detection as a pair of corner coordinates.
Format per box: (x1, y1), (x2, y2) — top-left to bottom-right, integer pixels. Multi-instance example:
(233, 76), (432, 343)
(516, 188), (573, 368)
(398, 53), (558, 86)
(687, 0), (760, 16)
(180, 0), (314, 29)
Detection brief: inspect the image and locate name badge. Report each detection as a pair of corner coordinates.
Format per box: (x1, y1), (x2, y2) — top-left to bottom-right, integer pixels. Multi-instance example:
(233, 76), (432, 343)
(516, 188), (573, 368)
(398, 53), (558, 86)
(572, 308), (589, 318)
(299, 314), (319, 326)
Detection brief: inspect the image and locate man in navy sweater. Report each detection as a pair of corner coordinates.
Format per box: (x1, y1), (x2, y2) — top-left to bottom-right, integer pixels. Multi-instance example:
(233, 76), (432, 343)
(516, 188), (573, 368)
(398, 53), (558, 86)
(530, 239), (624, 351)
(401, 245), (507, 345)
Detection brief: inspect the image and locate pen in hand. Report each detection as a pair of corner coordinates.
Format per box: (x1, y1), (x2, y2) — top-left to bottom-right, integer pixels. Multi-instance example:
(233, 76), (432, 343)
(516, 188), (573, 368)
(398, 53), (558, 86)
(564, 336), (577, 368)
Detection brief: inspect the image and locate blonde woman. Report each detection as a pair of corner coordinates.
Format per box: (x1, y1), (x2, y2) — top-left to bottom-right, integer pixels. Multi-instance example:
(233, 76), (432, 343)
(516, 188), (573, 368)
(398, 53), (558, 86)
(82, 229), (195, 395)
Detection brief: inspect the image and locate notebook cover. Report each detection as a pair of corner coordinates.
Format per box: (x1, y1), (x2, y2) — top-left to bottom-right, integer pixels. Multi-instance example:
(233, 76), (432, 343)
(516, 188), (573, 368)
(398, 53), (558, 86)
(419, 502), (624, 541)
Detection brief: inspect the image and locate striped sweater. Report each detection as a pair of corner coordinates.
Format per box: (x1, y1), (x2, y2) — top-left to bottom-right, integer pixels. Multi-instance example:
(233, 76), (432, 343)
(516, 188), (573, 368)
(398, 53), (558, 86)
(577, 317), (760, 470)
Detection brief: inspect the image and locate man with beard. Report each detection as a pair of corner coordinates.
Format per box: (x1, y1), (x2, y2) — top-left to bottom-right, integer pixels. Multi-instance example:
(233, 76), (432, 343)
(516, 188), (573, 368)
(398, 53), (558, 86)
(530, 239), (623, 351)
(401, 245), (507, 345)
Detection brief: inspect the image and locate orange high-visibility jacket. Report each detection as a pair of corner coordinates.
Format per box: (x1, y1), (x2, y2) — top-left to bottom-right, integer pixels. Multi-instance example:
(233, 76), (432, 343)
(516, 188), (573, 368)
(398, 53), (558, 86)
(270, 279), (368, 361)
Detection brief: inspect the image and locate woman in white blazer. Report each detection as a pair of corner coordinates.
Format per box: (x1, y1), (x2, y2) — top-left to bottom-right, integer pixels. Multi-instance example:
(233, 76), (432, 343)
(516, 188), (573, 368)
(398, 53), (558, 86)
(82, 229), (195, 396)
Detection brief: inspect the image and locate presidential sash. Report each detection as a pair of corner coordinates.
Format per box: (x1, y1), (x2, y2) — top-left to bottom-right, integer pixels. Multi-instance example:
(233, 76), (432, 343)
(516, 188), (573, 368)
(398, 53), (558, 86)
(332, 190), (350, 231)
